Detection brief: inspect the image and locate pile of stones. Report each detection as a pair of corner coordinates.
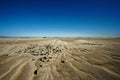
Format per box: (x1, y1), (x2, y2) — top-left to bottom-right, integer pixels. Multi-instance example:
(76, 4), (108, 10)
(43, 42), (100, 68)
(15, 44), (62, 56)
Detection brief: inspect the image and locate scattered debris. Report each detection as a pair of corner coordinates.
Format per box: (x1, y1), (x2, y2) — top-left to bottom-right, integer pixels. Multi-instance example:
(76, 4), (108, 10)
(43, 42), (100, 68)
(15, 44), (66, 64)
(15, 44), (63, 56)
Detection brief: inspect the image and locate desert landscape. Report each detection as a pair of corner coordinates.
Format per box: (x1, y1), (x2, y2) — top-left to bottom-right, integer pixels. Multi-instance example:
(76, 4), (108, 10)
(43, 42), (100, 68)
(0, 38), (120, 80)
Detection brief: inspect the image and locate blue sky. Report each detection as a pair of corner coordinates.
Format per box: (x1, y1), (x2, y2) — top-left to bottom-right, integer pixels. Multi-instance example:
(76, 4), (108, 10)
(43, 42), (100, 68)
(0, 0), (120, 37)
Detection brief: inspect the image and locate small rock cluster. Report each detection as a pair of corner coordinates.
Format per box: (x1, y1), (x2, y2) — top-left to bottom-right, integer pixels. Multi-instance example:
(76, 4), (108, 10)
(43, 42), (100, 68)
(39, 56), (51, 62)
(15, 44), (62, 56)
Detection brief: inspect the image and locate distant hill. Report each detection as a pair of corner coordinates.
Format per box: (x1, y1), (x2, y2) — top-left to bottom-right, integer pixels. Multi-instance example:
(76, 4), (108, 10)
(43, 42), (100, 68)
(0, 35), (42, 38)
(0, 35), (10, 38)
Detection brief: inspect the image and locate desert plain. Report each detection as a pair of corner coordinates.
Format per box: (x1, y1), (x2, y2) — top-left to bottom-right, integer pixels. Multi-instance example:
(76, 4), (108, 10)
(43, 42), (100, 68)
(0, 37), (120, 80)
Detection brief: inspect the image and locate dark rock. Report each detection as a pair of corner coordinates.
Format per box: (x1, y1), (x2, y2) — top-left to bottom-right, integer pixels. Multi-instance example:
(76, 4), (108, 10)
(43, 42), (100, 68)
(43, 54), (46, 55)
(58, 49), (61, 52)
(5, 54), (8, 56)
(53, 49), (56, 53)
(39, 58), (42, 61)
(47, 59), (49, 62)
(24, 50), (26, 53)
(42, 60), (45, 62)
(32, 51), (35, 53)
(49, 57), (52, 59)
(18, 51), (21, 53)
(46, 52), (49, 54)
(39, 65), (42, 67)
(32, 59), (35, 61)
(43, 57), (47, 59)
(61, 60), (65, 63)
(34, 70), (37, 75)
(40, 54), (43, 56)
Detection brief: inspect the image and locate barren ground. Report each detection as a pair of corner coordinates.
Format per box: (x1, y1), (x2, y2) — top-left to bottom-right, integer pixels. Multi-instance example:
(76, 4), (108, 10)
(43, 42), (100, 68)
(0, 38), (120, 80)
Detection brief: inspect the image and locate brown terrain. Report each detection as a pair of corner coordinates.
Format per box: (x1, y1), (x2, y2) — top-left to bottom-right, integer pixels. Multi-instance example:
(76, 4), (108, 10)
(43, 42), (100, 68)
(0, 38), (120, 80)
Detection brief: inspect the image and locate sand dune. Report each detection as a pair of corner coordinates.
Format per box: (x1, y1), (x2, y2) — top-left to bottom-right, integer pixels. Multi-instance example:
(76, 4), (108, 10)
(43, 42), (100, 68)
(0, 38), (120, 80)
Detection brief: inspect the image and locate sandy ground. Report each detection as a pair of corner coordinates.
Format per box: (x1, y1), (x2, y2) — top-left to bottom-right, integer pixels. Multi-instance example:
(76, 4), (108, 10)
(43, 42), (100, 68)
(0, 38), (120, 80)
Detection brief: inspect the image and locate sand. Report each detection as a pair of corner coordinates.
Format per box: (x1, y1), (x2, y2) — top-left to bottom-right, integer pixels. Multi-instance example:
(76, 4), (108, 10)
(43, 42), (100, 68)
(0, 38), (120, 80)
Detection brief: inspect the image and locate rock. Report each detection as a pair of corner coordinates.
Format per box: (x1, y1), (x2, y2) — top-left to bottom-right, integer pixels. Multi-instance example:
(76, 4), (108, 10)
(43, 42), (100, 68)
(32, 59), (35, 61)
(34, 70), (37, 75)
(39, 65), (42, 67)
(61, 60), (65, 63)
(47, 59), (49, 62)
(39, 58), (42, 61)
(49, 57), (52, 59)
(43, 57), (47, 59)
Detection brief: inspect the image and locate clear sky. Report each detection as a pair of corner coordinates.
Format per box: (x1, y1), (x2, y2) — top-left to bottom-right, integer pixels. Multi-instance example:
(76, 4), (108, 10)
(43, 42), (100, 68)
(0, 0), (120, 37)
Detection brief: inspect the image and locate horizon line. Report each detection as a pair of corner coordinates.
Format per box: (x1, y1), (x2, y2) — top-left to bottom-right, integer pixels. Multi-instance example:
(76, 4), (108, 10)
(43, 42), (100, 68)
(0, 35), (120, 38)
